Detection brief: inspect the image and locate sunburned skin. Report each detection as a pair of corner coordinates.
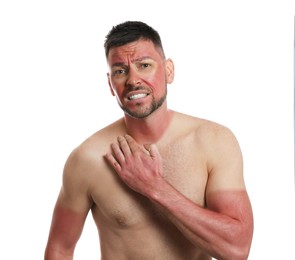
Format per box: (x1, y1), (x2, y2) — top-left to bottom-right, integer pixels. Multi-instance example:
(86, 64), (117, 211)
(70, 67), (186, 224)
(163, 189), (253, 258)
(45, 34), (253, 260)
(46, 205), (88, 258)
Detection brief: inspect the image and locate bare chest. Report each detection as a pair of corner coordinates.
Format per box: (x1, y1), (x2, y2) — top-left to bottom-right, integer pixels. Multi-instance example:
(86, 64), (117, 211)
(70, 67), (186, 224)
(91, 138), (208, 230)
(159, 140), (208, 205)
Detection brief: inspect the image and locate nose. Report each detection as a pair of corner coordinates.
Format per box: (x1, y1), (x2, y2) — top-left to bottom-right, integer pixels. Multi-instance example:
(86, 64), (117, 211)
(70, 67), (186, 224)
(126, 67), (141, 87)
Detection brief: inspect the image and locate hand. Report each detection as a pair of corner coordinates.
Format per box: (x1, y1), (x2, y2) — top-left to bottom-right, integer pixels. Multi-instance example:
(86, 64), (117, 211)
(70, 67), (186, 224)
(104, 135), (164, 197)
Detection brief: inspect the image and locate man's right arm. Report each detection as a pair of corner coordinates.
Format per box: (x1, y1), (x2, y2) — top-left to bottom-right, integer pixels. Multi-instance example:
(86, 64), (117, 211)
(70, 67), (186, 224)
(45, 147), (93, 260)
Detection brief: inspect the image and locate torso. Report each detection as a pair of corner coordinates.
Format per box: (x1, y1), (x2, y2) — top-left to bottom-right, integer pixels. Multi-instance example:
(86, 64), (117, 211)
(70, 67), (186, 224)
(81, 111), (213, 260)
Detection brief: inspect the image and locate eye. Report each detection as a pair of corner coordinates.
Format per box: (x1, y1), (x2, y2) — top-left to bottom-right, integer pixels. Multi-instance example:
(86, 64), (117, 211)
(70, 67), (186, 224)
(141, 63), (150, 68)
(113, 69), (127, 76)
(139, 63), (151, 70)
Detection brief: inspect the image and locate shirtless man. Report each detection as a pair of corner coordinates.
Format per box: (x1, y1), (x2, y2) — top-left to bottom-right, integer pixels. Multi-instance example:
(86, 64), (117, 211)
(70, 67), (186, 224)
(45, 21), (253, 260)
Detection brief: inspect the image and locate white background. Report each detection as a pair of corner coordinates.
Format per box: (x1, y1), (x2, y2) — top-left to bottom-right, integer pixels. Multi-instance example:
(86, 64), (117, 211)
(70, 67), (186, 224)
(0, 1), (294, 259)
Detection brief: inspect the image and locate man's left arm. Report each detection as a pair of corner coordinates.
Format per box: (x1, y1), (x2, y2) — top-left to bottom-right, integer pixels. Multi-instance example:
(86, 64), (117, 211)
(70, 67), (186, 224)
(105, 132), (254, 260)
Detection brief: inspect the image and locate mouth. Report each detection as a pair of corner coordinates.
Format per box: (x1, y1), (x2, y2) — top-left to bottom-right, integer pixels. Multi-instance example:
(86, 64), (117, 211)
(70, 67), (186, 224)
(128, 93), (148, 100)
(126, 87), (150, 100)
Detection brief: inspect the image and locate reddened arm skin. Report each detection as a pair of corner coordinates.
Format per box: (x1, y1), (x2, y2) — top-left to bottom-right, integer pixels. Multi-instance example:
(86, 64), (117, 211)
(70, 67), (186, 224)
(149, 184), (253, 260)
(44, 199), (90, 260)
(45, 147), (94, 260)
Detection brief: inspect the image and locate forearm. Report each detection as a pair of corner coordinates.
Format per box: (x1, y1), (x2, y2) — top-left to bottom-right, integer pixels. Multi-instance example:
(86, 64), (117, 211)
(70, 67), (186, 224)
(148, 182), (252, 260)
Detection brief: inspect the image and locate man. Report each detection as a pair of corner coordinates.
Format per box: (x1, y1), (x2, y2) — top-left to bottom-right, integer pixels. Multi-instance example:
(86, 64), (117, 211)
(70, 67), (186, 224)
(45, 21), (253, 260)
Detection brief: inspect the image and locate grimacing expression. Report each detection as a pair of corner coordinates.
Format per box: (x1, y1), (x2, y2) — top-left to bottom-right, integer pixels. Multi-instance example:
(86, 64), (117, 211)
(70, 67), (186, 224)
(107, 39), (174, 119)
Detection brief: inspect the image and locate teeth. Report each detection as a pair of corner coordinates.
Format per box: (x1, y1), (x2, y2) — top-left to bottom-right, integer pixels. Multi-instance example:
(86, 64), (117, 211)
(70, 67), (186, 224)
(129, 93), (147, 100)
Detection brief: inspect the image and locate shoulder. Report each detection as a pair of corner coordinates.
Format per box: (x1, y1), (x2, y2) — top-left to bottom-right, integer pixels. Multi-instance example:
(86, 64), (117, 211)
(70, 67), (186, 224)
(174, 111), (238, 145)
(174, 111), (242, 164)
(190, 116), (242, 163)
(174, 112), (246, 192)
(198, 119), (239, 149)
(69, 117), (125, 160)
(63, 118), (125, 185)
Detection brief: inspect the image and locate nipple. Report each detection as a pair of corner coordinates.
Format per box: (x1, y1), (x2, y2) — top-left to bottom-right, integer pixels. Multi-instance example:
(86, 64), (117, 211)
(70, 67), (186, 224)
(114, 210), (128, 227)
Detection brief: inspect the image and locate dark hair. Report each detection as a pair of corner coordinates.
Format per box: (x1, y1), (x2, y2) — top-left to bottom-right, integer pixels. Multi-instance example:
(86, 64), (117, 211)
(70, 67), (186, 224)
(104, 21), (164, 58)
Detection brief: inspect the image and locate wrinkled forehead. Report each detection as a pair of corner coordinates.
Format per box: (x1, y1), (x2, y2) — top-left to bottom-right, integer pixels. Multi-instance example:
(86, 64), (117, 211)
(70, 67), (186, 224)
(107, 39), (164, 65)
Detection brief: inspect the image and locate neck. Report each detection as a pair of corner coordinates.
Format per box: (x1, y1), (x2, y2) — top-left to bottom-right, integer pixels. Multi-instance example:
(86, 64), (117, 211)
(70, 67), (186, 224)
(123, 104), (174, 144)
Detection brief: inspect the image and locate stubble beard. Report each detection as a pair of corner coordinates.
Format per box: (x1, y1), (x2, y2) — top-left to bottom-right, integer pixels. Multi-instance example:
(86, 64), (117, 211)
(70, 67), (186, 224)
(119, 89), (167, 119)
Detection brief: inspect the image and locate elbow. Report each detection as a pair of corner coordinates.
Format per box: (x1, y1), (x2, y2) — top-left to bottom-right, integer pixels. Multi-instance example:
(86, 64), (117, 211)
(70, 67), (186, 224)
(45, 243), (74, 260)
(228, 218), (254, 260)
(217, 226), (253, 260)
(225, 232), (253, 260)
(214, 243), (251, 260)
(229, 244), (251, 260)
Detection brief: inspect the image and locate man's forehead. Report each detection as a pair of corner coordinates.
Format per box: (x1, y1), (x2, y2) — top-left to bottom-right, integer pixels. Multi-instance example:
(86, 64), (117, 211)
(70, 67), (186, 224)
(107, 40), (161, 64)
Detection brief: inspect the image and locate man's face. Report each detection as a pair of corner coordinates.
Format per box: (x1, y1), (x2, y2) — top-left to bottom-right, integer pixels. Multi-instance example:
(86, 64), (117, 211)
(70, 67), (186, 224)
(107, 39), (174, 119)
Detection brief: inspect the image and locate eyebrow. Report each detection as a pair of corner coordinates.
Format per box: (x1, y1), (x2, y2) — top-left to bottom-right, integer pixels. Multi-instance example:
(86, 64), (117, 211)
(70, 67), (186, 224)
(111, 56), (153, 68)
(133, 56), (152, 63)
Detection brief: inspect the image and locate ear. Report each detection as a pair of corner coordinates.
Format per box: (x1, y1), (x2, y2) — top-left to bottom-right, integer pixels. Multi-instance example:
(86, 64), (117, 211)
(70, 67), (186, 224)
(165, 58), (175, 84)
(107, 73), (115, 96)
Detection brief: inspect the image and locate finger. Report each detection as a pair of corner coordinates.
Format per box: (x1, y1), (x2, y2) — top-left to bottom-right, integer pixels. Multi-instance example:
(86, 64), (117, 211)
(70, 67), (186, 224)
(143, 144), (152, 156)
(124, 134), (140, 153)
(104, 152), (122, 172)
(117, 135), (132, 156)
(111, 142), (125, 163)
(149, 144), (160, 159)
